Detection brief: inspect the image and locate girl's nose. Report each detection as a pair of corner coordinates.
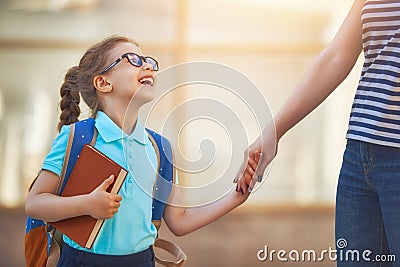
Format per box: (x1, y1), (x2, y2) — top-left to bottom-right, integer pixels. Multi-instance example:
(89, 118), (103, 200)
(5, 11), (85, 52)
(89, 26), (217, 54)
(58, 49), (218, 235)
(142, 61), (154, 71)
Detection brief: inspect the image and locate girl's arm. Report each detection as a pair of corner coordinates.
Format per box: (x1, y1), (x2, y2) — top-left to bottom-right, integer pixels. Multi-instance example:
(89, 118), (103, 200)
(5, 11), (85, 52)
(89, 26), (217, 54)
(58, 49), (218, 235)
(25, 170), (122, 222)
(237, 0), (365, 191)
(163, 155), (259, 236)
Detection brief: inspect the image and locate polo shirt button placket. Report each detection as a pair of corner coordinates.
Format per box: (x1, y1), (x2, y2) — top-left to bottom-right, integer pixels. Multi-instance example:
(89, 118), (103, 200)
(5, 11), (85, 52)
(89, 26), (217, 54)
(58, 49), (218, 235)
(126, 139), (134, 195)
(126, 175), (133, 194)
(128, 151), (134, 169)
(128, 139), (134, 158)
(126, 139), (134, 167)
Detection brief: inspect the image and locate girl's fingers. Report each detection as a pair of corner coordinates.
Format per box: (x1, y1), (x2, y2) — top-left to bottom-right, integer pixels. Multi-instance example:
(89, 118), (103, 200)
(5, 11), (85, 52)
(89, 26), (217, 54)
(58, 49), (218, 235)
(248, 158), (258, 170)
(238, 176), (247, 195)
(247, 165), (255, 177)
(113, 194), (122, 202)
(233, 159), (247, 183)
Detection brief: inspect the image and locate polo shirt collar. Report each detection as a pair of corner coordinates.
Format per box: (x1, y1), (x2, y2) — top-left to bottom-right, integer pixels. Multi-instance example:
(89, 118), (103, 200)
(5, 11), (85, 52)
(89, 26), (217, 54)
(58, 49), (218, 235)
(130, 117), (150, 145)
(95, 111), (150, 145)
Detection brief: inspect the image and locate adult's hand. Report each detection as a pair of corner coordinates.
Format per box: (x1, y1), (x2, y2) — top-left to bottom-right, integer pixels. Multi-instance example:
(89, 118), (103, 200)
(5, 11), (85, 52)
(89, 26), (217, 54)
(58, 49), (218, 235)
(234, 122), (277, 192)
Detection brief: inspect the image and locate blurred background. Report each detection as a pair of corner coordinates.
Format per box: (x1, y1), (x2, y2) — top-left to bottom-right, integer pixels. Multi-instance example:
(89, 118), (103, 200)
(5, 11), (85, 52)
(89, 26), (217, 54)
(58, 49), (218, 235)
(0, 0), (363, 266)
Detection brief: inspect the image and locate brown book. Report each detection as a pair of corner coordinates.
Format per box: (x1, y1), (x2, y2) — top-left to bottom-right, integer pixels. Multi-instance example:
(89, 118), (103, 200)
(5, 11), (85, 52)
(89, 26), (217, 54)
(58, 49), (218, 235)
(51, 144), (128, 249)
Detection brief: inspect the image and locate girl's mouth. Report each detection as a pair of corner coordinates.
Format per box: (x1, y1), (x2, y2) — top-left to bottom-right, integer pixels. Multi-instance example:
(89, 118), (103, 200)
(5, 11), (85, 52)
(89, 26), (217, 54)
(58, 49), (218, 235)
(139, 77), (154, 86)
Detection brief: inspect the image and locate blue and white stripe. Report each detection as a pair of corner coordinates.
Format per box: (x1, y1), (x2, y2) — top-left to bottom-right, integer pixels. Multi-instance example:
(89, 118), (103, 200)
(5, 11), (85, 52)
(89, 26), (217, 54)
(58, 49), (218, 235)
(347, 0), (400, 148)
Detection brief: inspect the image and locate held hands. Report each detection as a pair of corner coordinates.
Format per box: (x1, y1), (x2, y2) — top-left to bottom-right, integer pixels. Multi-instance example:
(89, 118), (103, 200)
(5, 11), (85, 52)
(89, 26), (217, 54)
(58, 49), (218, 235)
(87, 175), (122, 219)
(234, 123), (278, 192)
(235, 151), (261, 196)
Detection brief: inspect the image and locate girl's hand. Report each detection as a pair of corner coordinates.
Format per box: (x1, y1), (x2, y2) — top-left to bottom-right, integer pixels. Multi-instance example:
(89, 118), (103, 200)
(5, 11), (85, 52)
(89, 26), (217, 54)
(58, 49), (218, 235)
(236, 151), (261, 196)
(234, 122), (277, 192)
(86, 175), (122, 219)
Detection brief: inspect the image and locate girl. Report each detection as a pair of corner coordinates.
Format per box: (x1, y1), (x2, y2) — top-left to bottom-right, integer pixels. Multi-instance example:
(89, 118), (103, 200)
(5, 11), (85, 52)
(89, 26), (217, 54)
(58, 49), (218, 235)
(237, 0), (400, 266)
(25, 35), (258, 267)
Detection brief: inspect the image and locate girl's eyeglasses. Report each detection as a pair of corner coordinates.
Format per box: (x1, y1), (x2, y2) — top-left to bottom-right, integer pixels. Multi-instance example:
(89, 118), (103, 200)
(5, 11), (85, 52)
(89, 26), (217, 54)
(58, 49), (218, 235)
(100, 53), (159, 74)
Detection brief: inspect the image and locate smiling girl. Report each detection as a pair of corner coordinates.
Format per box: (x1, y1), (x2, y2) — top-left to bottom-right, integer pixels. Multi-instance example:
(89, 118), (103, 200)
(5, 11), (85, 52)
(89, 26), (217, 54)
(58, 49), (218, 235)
(25, 36), (258, 267)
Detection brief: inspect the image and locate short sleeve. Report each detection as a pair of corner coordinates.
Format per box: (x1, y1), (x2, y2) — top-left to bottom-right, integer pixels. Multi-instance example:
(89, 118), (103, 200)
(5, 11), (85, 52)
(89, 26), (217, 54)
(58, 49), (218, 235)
(42, 125), (71, 177)
(174, 169), (179, 185)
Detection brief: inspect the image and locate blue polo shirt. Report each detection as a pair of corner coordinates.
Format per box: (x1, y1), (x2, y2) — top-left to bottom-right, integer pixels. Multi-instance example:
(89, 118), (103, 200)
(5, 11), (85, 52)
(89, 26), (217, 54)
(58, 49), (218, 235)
(42, 111), (158, 255)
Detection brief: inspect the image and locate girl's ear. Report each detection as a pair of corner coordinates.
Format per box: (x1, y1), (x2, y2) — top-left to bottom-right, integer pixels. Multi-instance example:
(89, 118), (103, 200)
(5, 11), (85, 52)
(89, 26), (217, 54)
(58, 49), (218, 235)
(93, 75), (113, 93)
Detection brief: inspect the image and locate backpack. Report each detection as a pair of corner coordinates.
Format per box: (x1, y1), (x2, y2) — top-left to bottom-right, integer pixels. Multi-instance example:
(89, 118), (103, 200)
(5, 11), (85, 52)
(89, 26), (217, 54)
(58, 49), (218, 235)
(25, 118), (186, 267)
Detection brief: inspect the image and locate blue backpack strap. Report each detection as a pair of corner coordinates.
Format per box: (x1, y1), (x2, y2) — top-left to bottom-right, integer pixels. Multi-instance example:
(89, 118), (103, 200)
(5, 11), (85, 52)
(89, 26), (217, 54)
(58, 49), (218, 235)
(25, 215), (46, 234)
(25, 118), (96, 259)
(59, 118), (96, 193)
(146, 130), (187, 266)
(146, 129), (174, 227)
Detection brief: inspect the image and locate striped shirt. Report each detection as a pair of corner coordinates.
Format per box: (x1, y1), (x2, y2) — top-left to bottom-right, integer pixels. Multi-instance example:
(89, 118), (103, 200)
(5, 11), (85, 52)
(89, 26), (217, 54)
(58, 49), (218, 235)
(347, 0), (400, 148)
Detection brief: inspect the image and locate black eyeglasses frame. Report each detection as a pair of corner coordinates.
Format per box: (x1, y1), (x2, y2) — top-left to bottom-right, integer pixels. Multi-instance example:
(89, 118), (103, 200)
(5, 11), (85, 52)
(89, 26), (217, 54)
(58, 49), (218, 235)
(100, 53), (158, 74)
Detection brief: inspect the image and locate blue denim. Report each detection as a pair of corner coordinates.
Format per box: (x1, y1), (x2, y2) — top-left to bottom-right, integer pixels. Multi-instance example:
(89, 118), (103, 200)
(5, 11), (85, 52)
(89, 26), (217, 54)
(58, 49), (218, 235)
(336, 139), (400, 267)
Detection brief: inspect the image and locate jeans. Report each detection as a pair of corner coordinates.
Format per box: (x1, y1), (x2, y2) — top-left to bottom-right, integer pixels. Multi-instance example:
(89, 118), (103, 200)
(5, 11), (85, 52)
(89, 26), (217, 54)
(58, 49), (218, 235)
(336, 139), (400, 267)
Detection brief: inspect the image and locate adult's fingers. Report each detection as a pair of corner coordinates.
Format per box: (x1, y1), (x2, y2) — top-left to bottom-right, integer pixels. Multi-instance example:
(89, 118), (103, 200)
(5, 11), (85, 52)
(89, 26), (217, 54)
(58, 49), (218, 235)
(248, 153), (264, 192)
(255, 152), (269, 178)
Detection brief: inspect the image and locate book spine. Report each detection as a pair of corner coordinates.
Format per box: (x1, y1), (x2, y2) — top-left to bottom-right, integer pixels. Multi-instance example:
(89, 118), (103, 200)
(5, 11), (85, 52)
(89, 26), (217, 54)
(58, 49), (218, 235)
(112, 169), (128, 194)
(85, 219), (105, 248)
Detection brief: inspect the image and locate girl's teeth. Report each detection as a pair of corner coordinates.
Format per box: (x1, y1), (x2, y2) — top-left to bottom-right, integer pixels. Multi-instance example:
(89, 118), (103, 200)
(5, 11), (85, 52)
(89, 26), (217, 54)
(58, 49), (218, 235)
(139, 77), (154, 86)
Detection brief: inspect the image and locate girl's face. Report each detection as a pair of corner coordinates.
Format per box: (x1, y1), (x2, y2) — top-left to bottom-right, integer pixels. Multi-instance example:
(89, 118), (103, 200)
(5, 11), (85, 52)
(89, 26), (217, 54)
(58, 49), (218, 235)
(102, 42), (156, 108)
